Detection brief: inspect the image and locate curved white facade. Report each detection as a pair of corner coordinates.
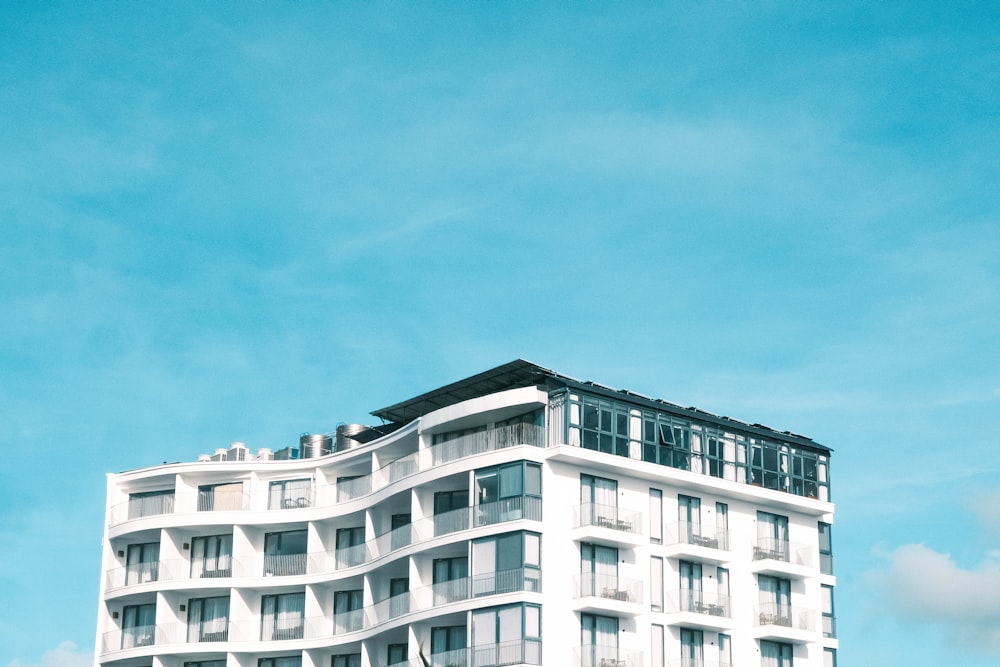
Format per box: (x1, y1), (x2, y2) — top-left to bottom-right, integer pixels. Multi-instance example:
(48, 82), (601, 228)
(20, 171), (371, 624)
(96, 363), (837, 667)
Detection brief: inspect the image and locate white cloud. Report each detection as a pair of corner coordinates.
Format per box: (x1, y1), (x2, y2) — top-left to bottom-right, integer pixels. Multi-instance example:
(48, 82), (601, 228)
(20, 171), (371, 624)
(6, 642), (93, 667)
(884, 544), (1000, 652)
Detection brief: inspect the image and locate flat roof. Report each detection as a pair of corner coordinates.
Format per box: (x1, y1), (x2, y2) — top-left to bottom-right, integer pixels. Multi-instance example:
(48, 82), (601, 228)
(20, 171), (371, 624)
(370, 359), (829, 453)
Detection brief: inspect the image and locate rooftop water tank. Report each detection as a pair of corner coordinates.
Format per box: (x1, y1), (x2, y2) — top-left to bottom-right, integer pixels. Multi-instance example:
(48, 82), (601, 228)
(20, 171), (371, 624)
(299, 433), (333, 459)
(336, 423), (366, 452)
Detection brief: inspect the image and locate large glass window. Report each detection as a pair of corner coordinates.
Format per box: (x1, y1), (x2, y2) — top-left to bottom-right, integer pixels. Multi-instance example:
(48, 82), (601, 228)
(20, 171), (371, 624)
(125, 542), (159, 585)
(387, 644), (408, 665)
(678, 494), (701, 542)
(259, 657), (300, 667)
(650, 556), (663, 611)
(819, 522), (834, 574)
(186, 596), (229, 642)
(121, 603), (156, 648)
(758, 576), (791, 626)
(756, 511), (789, 561)
(128, 489), (175, 519)
(581, 613), (619, 665)
(580, 474), (618, 526)
(331, 655), (361, 667)
(264, 529), (307, 576)
(433, 556), (469, 603)
(472, 531), (541, 595)
(268, 479), (311, 509)
(334, 589), (363, 633)
(822, 585), (836, 638)
(434, 488), (470, 535)
(471, 603), (541, 666)
(679, 560), (702, 611)
(760, 641), (793, 667)
(651, 624), (664, 667)
(336, 526), (366, 568)
(823, 648), (837, 667)
(432, 625), (468, 661)
(719, 634), (732, 667)
(197, 482), (243, 511)
(581, 543), (619, 598)
(261, 592), (305, 640)
(680, 628), (703, 665)
(191, 534), (232, 578)
(716, 502), (730, 550)
(649, 489), (663, 544)
(475, 461), (542, 525)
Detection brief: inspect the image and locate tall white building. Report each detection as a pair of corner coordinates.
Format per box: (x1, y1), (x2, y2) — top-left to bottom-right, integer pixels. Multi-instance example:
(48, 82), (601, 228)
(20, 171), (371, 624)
(96, 360), (837, 667)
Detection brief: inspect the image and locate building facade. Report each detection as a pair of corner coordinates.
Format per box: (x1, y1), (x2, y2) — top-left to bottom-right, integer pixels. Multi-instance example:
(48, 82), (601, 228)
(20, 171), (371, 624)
(96, 360), (837, 667)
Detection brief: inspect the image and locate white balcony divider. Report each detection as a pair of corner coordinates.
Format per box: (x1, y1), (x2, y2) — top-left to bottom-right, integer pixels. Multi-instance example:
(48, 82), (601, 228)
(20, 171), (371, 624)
(574, 573), (643, 604)
(667, 589), (731, 617)
(575, 503), (642, 534)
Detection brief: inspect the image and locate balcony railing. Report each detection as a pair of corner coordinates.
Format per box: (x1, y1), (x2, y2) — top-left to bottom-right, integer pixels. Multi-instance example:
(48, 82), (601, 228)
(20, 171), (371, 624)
(470, 638), (542, 667)
(668, 589), (731, 617)
(335, 543), (368, 569)
(263, 552), (308, 576)
(574, 573), (643, 604)
(575, 645), (642, 667)
(755, 602), (816, 632)
(575, 503), (642, 535)
(753, 538), (814, 568)
(197, 489), (249, 511)
(187, 620), (229, 642)
(101, 624), (159, 653)
(666, 521), (730, 551)
(667, 660), (729, 667)
(474, 495), (542, 527)
(261, 618), (306, 641)
(333, 609), (364, 634)
(337, 476), (373, 502)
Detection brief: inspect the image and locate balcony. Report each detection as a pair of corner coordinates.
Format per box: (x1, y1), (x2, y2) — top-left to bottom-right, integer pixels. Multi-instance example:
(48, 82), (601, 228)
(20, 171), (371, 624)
(753, 602), (817, 643)
(575, 645), (642, 667)
(667, 661), (731, 667)
(186, 620), (229, 643)
(573, 503), (644, 547)
(333, 609), (364, 634)
(335, 543), (368, 569)
(101, 625), (159, 653)
(196, 487), (249, 511)
(470, 638), (542, 666)
(573, 573), (643, 615)
(663, 522), (730, 563)
(474, 495), (542, 527)
(337, 475), (373, 503)
(751, 538), (815, 578)
(664, 590), (733, 631)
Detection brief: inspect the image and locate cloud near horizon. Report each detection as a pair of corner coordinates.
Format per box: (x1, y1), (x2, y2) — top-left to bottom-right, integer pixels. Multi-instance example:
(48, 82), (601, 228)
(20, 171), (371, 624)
(5, 642), (92, 667)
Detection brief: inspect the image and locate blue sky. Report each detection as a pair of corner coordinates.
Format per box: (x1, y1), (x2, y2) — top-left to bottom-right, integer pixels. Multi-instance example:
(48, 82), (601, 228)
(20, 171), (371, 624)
(1, 2), (998, 665)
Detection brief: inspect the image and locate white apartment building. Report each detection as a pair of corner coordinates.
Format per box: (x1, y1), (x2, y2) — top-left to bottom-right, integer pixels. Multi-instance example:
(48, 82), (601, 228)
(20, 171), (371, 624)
(96, 360), (837, 667)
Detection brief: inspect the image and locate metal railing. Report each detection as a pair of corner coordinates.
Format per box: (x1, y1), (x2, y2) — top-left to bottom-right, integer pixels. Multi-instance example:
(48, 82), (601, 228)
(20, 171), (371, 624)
(755, 602), (816, 631)
(574, 573), (643, 604)
(186, 620), (229, 643)
(337, 476), (373, 502)
(333, 609), (364, 634)
(335, 543), (368, 569)
(575, 503), (642, 535)
(263, 552), (308, 576)
(431, 423), (546, 466)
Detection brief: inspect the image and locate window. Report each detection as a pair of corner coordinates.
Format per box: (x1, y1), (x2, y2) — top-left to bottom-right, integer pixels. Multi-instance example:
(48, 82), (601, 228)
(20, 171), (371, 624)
(756, 511), (789, 561)
(819, 522), (834, 574)
(432, 625), (468, 659)
(758, 576), (791, 626)
(128, 489), (175, 518)
(387, 644), (408, 665)
(125, 542), (159, 584)
(434, 488), (470, 535)
(264, 530), (307, 576)
(760, 641), (793, 667)
(576, 396), (629, 456)
(259, 657), (300, 667)
(186, 596), (229, 642)
(186, 661), (226, 667)
(388, 577), (410, 617)
(121, 603), (156, 648)
(191, 534), (232, 578)
(390, 512), (411, 549)
(472, 531), (541, 595)
(822, 585), (836, 638)
(717, 567), (731, 615)
(581, 613), (619, 664)
(261, 592), (305, 640)
(719, 634), (732, 667)
(333, 590), (363, 633)
(679, 560), (702, 612)
(678, 494), (701, 543)
(680, 628), (703, 665)
(650, 556), (663, 611)
(823, 648), (837, 667)
(331, 655), (361, 667)
(649, 489), (663, 544)
(706, 432), (728, 478)
(268, 479), (311, 509)
(197, 482), (243, 511)
(581, 543), (619, 598)
(471, 604), (541, 666)
(433, 556), (469, 604)
(716, 502), (729, 550)
(651, 624), (664, 667)
(475, 461), (542, 525)
(580, 474), (618, 526)
(336, 526), (366, 568)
